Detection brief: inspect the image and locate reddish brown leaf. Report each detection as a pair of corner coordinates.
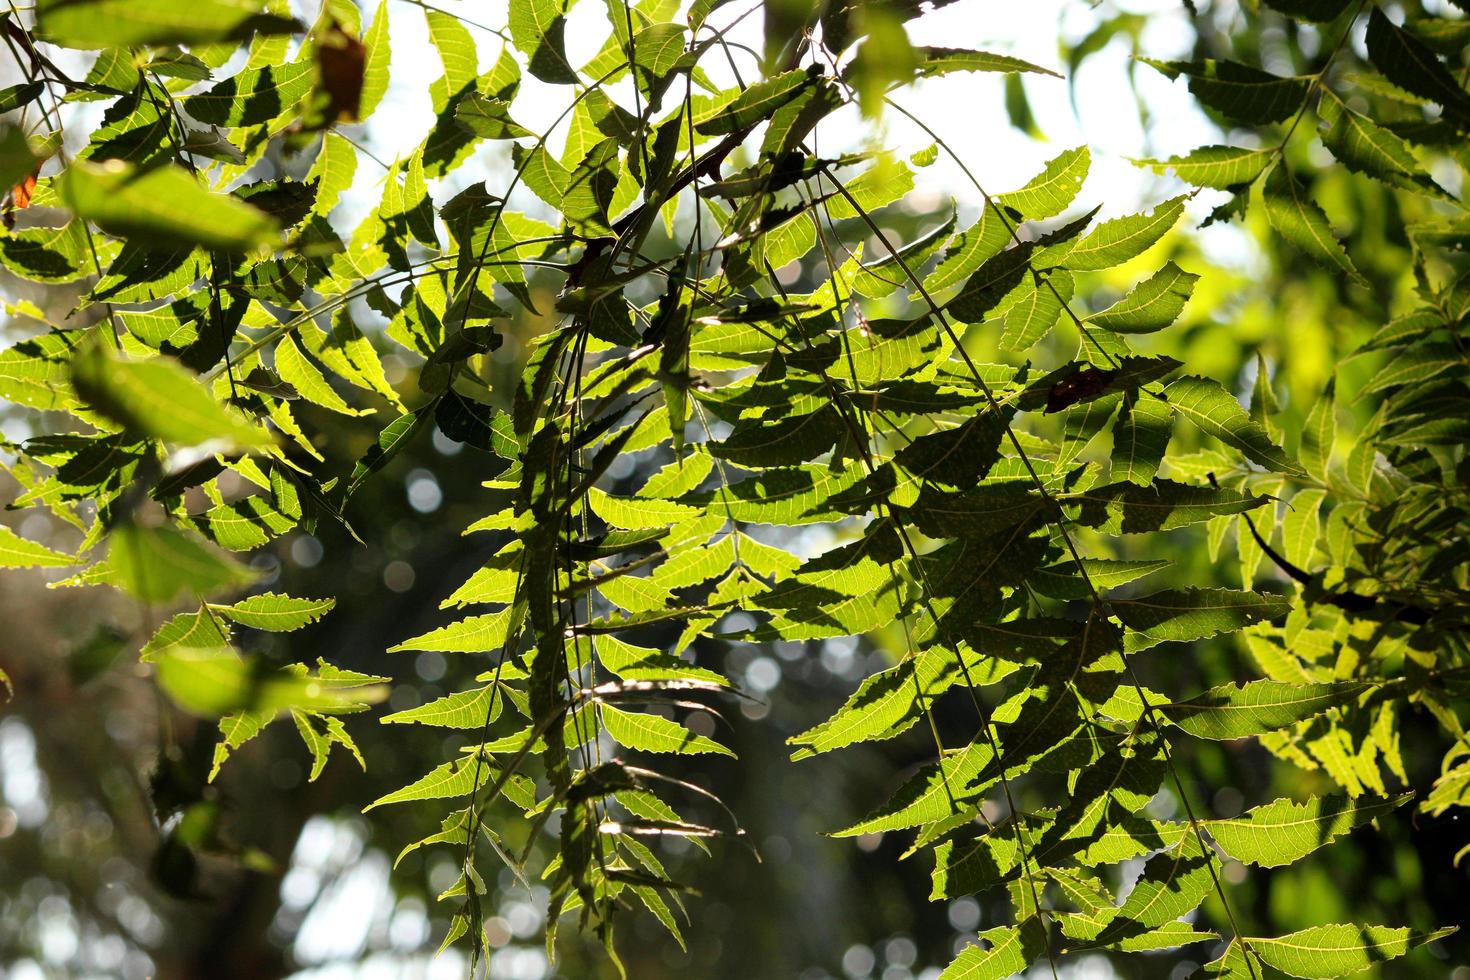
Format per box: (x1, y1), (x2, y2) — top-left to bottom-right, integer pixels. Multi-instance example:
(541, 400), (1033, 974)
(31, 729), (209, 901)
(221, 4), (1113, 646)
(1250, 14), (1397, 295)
(1044, 366), (1117, 414)
(13, 170), (36, 210)
(317, 21), (367, 123)
(4, 164), (40, 230)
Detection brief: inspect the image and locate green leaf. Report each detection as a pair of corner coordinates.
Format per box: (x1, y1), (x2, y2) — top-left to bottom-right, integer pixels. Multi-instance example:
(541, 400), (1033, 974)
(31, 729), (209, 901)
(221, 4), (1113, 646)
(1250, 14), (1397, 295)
(509, 0), (578, 84)
(600, 704), (734, 756)
(1261, 166), (1364, 285)
(442, 549), (526, 607)
(1137, 145), (1276, 190)
(853, 23), (910, 121)
(1318, 92), (1445, 196)
(180, 125), (245, 165)
(562, 137), (620, 234)
(195, 496), (296, 551)
(638, 451), (715, 499)
(346, 406), (433, 499)
(392, 807), (478, 867)
(302, 313), (403, 410)
(210, 593), (335, 631)
(998, 146), (1089, 219)
(1031, 557), (1169, 599)
(1300, 381), (1335, 480)
(688, 464), (868, 525)
(184, 60), (316, 129)
(155, 647), (385, 716)
(1099, 841), (1213, 935)
(1424, 761), (1470, 816)
(390, 610), (515, 653)
(0, 525), (77, 569)
(1061, 197), (1185, 271)
(1030, 740), (1168, 868)
(59, 160), (279, 252)
(141, 609), (232, 662)
(999, 271), (1072, 350)
(1164, 375), (1301, 474)
(0, 221), (94, 285)
(947, 246), (1033, 323)
(588, 487), (701, 529)
(848, 22), (919, 117)
(929, 828), (1023, 899)
(938, 919), (1048, 980)
(696, 68), (817, 135)
(1163, 679), (1372, 740)
(210, 708), (272, 780)
(36, 0), (298, 48)
(382, 685), (502, 729)
(788, 646), (1010, 759)
(359, 0), (392, 119)
(925, 204), (1012, 294)
(630, 22), (689, 78)
(1365, 8), (1470, 127)
(0, 126), (37, 194)
(711, 405), (846, 467)
(1114, 588), (1289, 652)
(0, 83), (45, 117)
(514, 144), (571, 210)
(1246, 923), (1456, 978)
(456, 94), (535, 140)
(109, 523), (259, 604)
(1404, 16), (1470, 55)
(306, 133), (359, 218)
(595, 571), (675, 614)
(426, 8), (479, 105)
(854, 210), (957, 299)
(824, 156), (915, 220)
(292, 712), (365, 782)
(898, 415), (1014, 492)
(835, 741), (994, 836)
(1090, 263), (1199, 333)
(1111, 395), (1173, 485)
(1144, 59), (1309, 125)
(1282, 488), (1324, 569)
(0, 330), (83, 411)
(744, 537), (912, 642)
(274, 334), (366, 416)
(1200, 794), (1412, 868)
(71, 344), (274, 449)
(365, 755), (498, 810)
(914, 48), (1059, 79)
(1359, 343), (1460, 394)
(1068, 479), (1268, 534)
(596, 634), (730, 686)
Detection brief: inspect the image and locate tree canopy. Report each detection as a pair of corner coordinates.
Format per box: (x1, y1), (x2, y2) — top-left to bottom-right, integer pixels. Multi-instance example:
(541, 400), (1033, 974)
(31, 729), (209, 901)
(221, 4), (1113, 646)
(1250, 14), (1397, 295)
(1, 0), (1468, 976)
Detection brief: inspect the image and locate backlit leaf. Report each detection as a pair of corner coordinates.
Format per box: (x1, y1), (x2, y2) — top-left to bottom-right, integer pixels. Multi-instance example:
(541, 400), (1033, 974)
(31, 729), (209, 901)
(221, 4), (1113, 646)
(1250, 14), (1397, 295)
(1164, 375), (1301, 474)
(1163, 679), (1372, 740)
(36, 0), (298, 48)
(1246, 923), (1456, 978)
(1090, 263), (1198, 333)
(60, 160), (279, 252)
(1115, 587), (1290, 652)
(0, 525), (77, 569)
(1261, 166), (1364, 285)
(1200, 793), (1412, 868)
(211, 593), (335, 631)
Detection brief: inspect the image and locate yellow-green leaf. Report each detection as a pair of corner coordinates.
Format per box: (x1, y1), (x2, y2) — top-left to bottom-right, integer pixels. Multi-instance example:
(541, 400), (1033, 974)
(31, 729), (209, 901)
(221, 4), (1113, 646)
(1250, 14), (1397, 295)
(60, 160), (279, 252)
(72, 344), (274, 449)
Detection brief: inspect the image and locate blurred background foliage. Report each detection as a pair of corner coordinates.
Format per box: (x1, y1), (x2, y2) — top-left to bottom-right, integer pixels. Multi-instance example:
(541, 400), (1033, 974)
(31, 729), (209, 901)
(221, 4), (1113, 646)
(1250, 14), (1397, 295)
(2, 0), (1469, 977)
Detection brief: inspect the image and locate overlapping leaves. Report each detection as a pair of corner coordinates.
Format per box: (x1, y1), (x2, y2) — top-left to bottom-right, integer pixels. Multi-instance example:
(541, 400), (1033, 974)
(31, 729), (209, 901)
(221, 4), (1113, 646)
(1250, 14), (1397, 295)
(0, 0), (1462, 975)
